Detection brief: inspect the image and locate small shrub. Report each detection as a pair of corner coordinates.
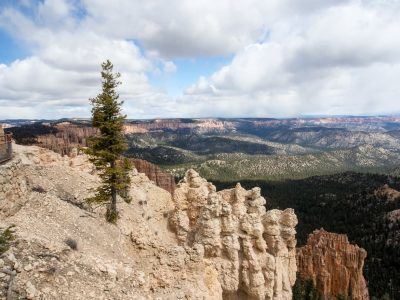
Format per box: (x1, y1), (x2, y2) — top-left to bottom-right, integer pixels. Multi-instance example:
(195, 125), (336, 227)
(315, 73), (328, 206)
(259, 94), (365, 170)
(32, 186), (46, 193)
(64, 238), (78, 250)
(0, 225), (15, 255)
(45, 266), (57, 275)
(163, 212), (169, 218)
(124, 195), (132, 204)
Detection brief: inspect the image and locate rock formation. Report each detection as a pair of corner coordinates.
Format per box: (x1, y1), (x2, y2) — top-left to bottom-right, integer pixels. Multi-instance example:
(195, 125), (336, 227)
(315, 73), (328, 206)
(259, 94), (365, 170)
(0, 144), (298, 299)
(124, 119), (235, 134)
(131, 158), (176, 194)
(0, 125), (6, 160)
(0, 145), (221, 299)
(297, 229), (369, 300)
(10, 121), (177, 194)
(374, 184), (400, 202)
(169, 169), (298, 299)
(35, 122), (97, 156)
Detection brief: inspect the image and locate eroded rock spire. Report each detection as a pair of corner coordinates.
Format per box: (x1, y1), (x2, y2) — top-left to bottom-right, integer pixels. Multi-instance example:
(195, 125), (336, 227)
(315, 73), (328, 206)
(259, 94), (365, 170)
(169, 169), (298, 299)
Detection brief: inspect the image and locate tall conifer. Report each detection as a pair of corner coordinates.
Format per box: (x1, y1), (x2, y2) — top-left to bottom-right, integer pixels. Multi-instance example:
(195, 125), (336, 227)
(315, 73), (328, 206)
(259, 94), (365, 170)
(85, 60), (131, 223)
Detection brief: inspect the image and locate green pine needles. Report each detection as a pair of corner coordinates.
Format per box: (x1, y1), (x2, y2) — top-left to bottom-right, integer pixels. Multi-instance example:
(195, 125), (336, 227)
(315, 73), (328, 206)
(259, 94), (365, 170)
(0, 225), (15, 255)
(85, 60), (132, 223)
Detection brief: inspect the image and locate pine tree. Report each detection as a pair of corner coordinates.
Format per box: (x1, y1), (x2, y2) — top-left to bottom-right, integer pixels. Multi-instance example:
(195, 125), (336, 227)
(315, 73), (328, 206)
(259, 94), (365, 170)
(85, 60), (132, 223)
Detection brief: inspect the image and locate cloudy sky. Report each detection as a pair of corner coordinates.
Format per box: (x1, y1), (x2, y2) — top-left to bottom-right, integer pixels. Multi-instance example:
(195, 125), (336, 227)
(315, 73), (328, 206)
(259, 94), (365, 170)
(0, 0), (400, 119)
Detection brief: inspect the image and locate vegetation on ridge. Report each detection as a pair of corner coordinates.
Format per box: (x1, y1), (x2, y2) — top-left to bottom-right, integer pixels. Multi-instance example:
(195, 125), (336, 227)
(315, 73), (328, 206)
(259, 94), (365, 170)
(84, 60), (132, 223)
(0, 225), (15, 255)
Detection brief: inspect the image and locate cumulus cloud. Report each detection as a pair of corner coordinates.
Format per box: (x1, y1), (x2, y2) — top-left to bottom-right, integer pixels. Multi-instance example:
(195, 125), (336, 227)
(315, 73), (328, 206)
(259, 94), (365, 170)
(0, 1), (176, 119)
(186, 1), (400, 116)
(81, 0), (349, 58)
(0, 0), (400, 118)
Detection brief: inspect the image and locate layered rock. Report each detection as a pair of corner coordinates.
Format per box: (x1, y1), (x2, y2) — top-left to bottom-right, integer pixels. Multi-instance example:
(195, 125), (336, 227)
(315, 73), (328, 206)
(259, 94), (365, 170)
(35, 122), (97, 156)
(124, 119), (235, 134)
(131, 158), (176, 194)
(297, 229), (369, 300)
(169, 169), (298, 299)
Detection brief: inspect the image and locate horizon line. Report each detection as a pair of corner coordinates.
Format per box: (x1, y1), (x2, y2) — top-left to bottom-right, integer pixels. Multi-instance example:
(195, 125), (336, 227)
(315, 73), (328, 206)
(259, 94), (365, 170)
(2, 114), (400, 122)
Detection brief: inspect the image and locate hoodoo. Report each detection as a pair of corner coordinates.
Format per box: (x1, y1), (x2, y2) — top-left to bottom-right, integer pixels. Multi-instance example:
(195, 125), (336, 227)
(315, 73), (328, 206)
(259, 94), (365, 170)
(169, 169), (298, 299)
(297, 229), (369, 300)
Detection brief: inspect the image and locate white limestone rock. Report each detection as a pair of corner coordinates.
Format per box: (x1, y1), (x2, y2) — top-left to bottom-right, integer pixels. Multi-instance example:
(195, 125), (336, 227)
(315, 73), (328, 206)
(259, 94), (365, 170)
(169, 169), (298, 300)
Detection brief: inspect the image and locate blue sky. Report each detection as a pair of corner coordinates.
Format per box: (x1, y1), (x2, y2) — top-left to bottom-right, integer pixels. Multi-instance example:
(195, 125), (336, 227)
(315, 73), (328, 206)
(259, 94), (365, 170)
(149, 56), (232, 97)
(1, 0), (400, 119)
(0, 0), (231, 98)
(0, 28), (27, 63)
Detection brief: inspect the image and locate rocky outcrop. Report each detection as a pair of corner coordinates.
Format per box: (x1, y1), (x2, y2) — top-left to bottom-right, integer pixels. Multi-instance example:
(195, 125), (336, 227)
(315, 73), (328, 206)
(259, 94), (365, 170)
(0, 145), (226, 299)
(297, 229), (369, 300)
(1, 145), (300, 299)
(35, 122), (97, 156)
(374, 184), (400, 202)
(131, 158), (176, 194)
(387, 209), (400, 223)
(169, 169), (298, 299)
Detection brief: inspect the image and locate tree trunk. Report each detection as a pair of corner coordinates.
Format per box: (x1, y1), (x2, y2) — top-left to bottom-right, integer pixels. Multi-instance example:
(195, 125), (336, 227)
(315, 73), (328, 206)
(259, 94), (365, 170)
(111, 186), (117, 214)
(109, 160), (117, 222)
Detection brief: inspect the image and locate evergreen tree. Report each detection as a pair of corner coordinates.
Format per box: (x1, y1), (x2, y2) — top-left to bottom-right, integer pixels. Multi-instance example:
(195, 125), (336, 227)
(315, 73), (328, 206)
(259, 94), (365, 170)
(291, 276), (322, 300)
(293, 277), (305, 300)
(85, 60), (131, 223)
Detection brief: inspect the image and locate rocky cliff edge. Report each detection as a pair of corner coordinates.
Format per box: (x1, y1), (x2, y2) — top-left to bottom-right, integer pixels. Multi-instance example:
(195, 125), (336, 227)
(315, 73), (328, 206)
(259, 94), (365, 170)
(0, 144), (297, 299)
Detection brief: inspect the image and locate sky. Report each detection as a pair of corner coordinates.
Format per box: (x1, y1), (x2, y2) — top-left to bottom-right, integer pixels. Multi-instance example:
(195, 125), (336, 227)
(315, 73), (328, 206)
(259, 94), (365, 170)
(0, 0), (400, 119)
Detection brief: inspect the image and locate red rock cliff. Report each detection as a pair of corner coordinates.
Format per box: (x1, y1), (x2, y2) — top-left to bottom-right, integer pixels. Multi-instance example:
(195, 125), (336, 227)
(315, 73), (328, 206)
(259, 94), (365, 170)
(297, 229), (369, 300)
(131, 158), (176, 195)
(35, 122), (97, 156)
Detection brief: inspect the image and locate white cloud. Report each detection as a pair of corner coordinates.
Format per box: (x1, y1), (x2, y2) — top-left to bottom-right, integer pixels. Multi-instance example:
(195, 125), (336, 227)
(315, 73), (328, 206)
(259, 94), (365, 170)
(1, 0), (400, 118)
(0, 0), (175, 119)
(81, 0), (349, 58)
(163, 61), (177, 74)
(186, 1), (400, 117)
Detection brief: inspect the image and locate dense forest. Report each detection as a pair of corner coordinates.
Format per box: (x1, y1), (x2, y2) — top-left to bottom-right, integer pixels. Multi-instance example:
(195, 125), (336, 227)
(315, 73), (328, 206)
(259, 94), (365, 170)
(6, 123), (58, 144)
(215, 172), (400, 299)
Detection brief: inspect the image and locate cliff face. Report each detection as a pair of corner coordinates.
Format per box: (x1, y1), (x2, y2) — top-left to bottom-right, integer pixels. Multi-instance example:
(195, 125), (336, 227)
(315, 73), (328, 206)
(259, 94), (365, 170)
(169, 170), (298, 299)
(35, 122), (97, 156)
(131, 158), (176, 194)
(297, 229), (369, 300)
(124, 119), (235, 134)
